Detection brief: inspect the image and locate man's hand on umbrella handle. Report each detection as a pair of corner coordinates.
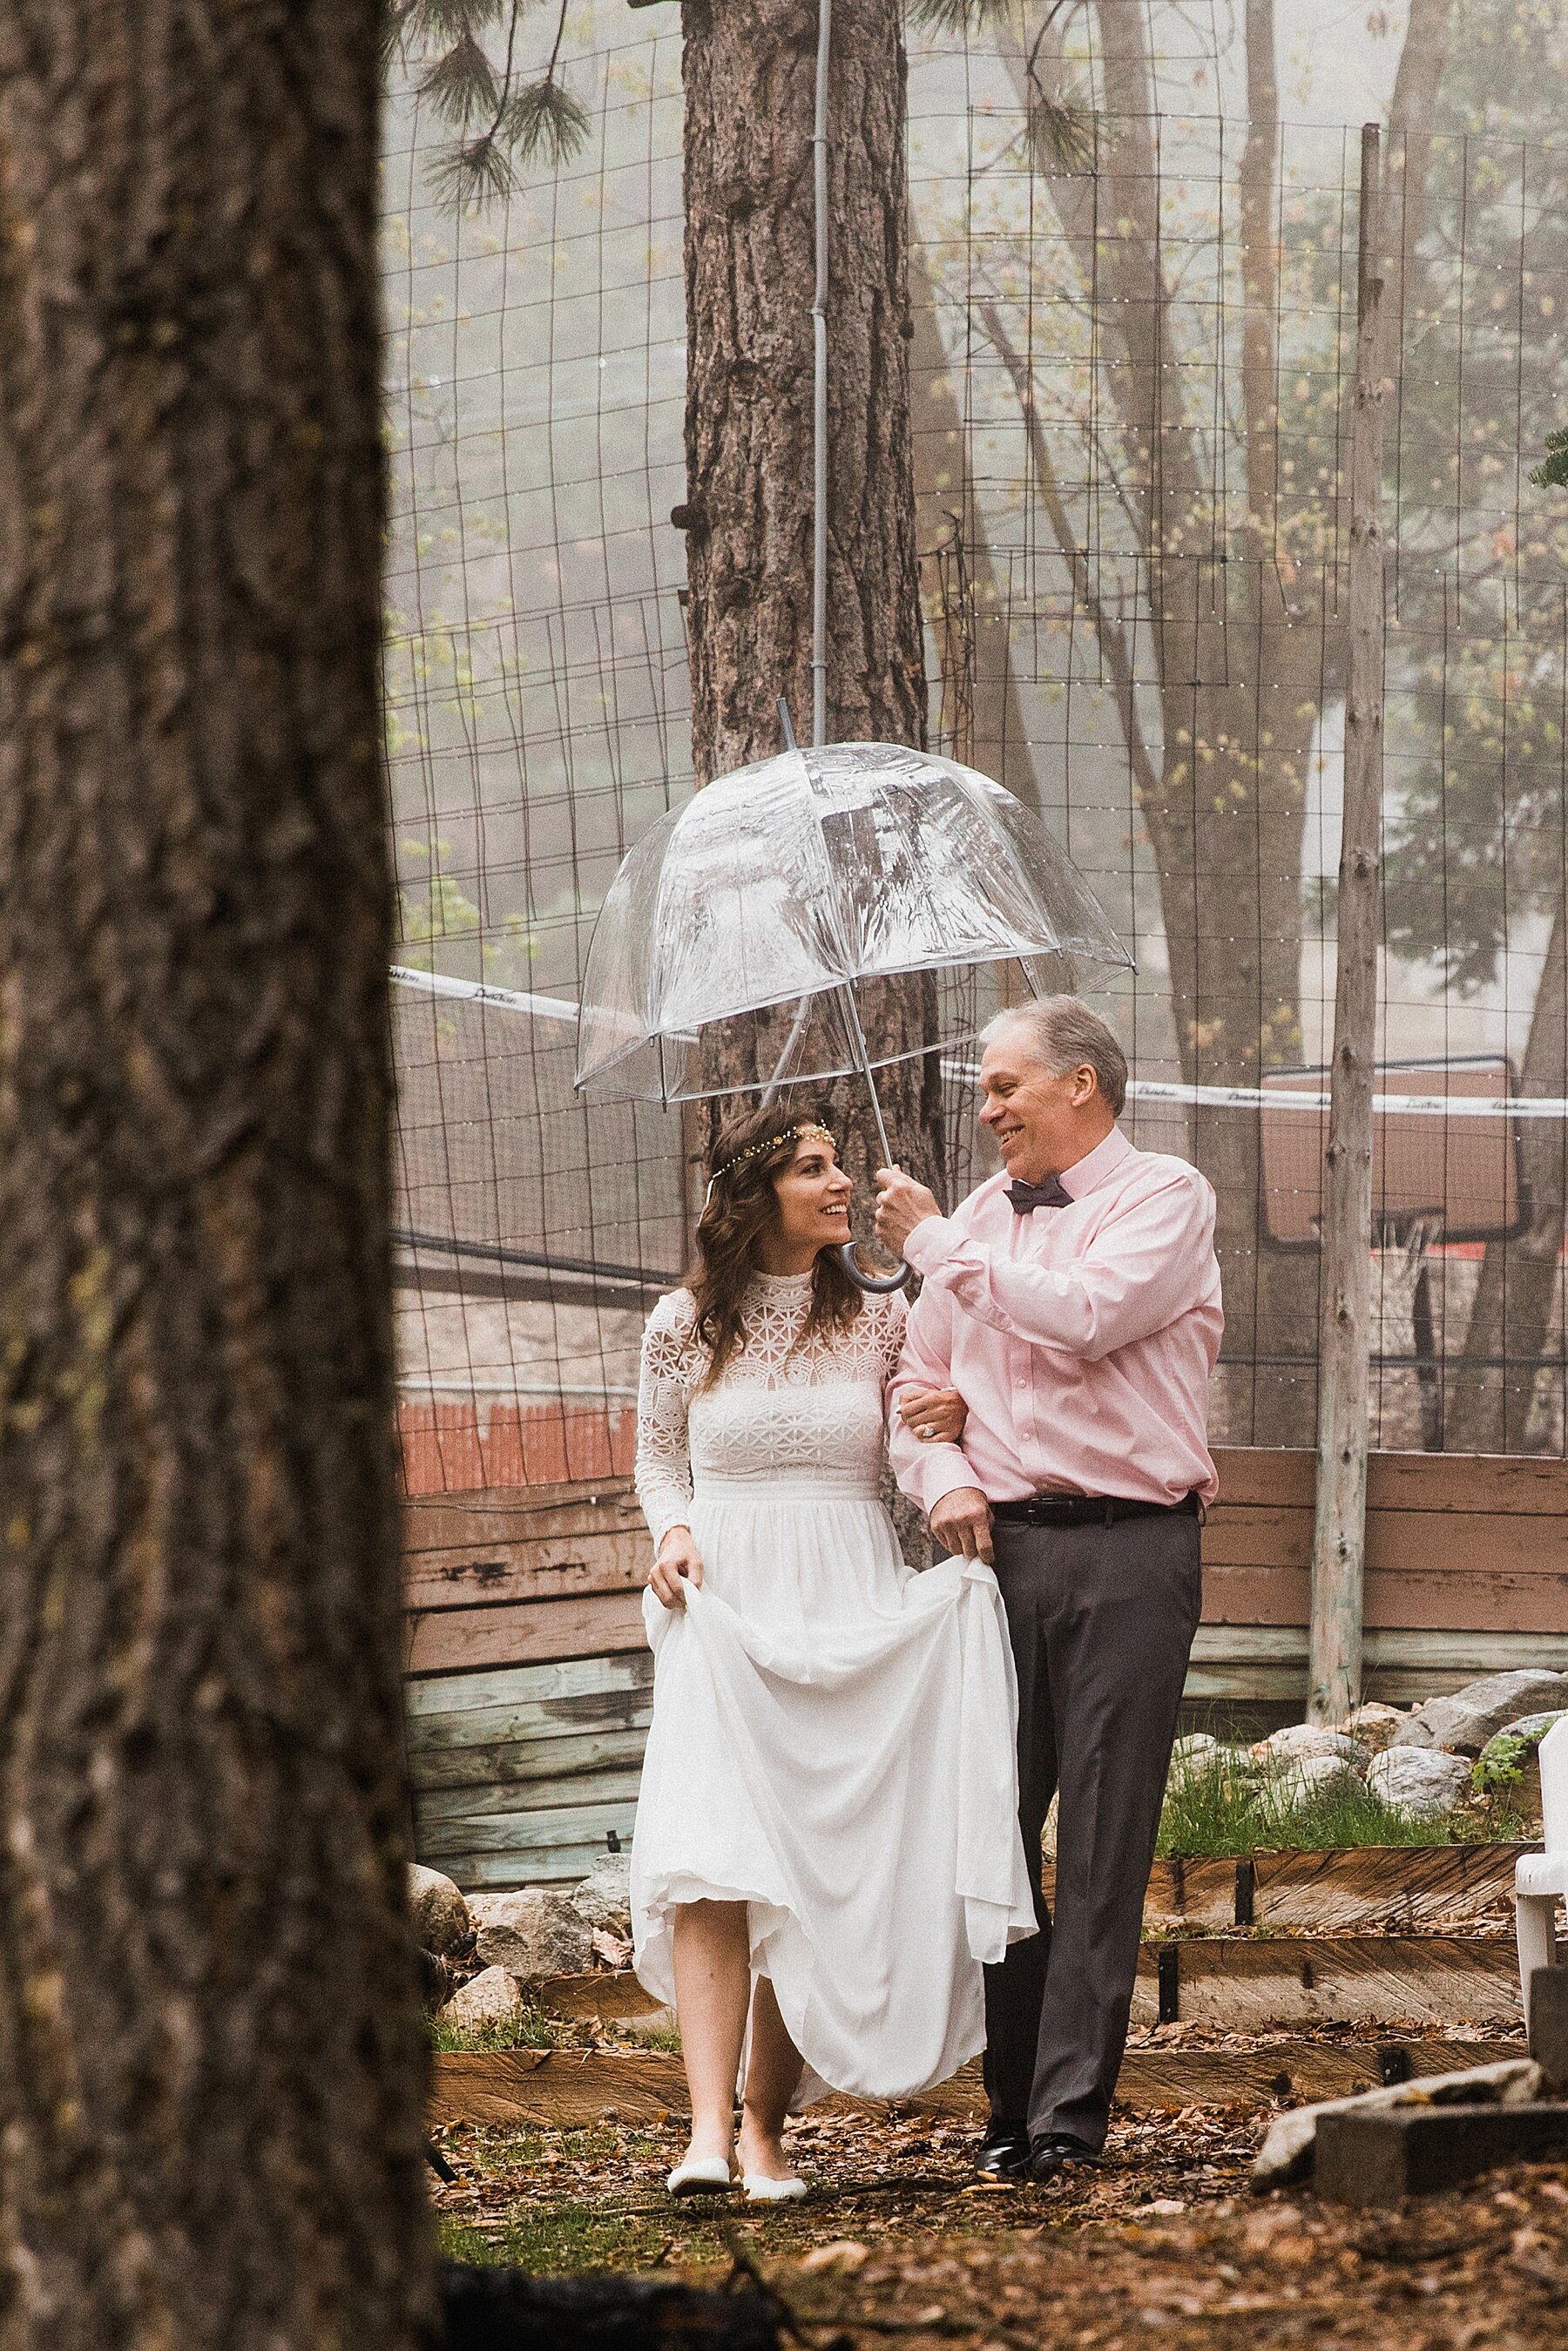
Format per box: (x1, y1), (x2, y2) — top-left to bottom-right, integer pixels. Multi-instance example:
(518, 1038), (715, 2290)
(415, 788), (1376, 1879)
(930, 1486), (995, 1565)
(875, 1165), (941, 1256)
(649, 1525), (704, 1609)
(897, 1386), (968, 1446)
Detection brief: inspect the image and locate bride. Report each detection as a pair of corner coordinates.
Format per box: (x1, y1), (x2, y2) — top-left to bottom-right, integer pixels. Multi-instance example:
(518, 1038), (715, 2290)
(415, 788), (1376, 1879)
(631, 1103), (1037, 2199)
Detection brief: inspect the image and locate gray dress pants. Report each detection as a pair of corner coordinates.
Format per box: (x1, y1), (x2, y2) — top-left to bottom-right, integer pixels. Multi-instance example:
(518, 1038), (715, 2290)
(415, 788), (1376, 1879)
(983, 1506), (1202, 2152)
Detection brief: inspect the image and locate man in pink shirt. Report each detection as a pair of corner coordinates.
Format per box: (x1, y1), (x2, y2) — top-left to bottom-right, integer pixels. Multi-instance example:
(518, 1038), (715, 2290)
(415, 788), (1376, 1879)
(875, 997), (1221, 2186)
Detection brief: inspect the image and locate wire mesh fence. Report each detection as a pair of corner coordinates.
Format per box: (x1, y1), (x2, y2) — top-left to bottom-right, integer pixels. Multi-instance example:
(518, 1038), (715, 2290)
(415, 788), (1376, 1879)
(383, 0), (1568, 1491)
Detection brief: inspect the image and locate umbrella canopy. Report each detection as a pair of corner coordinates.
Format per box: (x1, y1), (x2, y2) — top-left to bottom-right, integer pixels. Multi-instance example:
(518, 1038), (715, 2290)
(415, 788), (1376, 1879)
(575, 741), (1131, 1105)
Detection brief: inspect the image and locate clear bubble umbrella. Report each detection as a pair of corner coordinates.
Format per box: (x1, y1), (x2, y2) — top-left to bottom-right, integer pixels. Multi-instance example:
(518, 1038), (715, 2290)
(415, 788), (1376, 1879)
(574, 740), (1132, 1286)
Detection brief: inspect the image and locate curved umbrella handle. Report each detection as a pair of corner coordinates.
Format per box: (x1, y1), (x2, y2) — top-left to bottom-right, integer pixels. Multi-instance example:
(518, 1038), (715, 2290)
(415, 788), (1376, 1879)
(837, 1240), (910, 1294)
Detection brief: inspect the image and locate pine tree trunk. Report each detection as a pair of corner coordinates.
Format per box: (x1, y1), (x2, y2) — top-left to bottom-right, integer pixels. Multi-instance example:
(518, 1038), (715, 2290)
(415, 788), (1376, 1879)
(679, 0), (943, 1206)
(0, 10), (434, 2347)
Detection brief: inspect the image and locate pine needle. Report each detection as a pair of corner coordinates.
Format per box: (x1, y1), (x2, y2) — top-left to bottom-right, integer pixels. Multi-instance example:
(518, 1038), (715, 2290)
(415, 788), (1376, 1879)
(1026, 88), (1097, 173)
(908, 0), (1016, 35)
(418, 30), (501, 127)
(503, 77), (591, 169)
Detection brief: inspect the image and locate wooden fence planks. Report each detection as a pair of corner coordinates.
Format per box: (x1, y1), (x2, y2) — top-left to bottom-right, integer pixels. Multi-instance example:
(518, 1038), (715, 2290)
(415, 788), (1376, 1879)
(401, 1450), (1568, 1886)
(408, 1647), (652, 1889)
(405, 1590), (646, 1676)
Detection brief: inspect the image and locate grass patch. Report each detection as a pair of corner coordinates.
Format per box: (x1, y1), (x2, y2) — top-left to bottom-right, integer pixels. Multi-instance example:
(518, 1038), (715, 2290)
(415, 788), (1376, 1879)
(427, 2002), (556, 2055)
(439, 2207), (676, 2273)
(1155, 1748), (1525, 1859)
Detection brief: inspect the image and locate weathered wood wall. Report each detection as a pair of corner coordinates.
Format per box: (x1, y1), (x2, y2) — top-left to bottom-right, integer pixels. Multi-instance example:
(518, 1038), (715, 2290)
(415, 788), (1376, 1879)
(403, 1447), (1568, 1889)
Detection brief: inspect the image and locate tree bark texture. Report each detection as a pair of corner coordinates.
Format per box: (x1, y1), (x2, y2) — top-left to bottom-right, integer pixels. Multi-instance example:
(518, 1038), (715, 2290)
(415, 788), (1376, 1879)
(681, 0), (943, 1205)
(0, 10), (433, 2348)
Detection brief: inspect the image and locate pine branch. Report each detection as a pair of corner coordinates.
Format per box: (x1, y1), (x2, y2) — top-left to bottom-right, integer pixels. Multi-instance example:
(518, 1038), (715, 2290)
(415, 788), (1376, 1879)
(417, 30), (500, 127)
(412, 0), (591, 212)
(907, 0), (1015, 33)
(1024, 85), (1095, 172)
(502, 78), (591, 168)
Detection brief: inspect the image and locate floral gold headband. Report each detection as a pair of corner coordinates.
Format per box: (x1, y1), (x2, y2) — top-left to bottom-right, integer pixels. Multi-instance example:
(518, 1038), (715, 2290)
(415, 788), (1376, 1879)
(705, 1122), (836, 1205)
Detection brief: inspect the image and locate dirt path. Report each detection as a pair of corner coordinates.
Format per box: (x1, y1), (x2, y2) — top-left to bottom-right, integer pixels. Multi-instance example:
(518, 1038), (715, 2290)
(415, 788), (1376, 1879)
(430, 2092), (1568, 2346)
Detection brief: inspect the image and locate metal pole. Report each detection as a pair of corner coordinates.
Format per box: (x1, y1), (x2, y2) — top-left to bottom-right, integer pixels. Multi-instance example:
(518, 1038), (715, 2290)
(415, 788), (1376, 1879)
(1308, 123), (1388, 1725)
(810, 0), (831, 747)
(835, 983), (909, 1292)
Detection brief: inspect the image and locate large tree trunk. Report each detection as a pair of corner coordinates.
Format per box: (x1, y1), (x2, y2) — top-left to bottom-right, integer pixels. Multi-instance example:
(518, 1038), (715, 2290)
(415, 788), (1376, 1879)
(679, 0), (943, 1205)
(0, 10), (433, 2348)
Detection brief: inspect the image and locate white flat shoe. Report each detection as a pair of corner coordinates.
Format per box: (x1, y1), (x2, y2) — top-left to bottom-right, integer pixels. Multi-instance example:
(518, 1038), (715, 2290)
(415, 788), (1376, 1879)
(742, 2172), (808, 2202)
(666, 2155), (735, 2197)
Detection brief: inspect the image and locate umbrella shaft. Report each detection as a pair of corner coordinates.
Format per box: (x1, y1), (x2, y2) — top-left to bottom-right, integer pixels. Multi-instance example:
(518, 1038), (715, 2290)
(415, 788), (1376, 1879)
(837, 986), (895, 1170)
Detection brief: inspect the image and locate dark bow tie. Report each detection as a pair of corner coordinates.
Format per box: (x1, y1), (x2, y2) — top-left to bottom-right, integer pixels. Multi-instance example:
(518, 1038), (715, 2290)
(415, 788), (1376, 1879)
(1007, 1174), (1072, 1214)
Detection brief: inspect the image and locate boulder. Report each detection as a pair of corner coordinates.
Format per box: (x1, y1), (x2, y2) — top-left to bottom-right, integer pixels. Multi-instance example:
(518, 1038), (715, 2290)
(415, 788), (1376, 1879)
(409, 1864), (472, 1960)
(1338, 1702), (1406, 1755)
(1390, 1671), (1568, 1756)
(1271, 1753), (1364, 1807)
(438, 1964), (523, 2030)
(570, 1850), (633, 1936)
(1252, 2057), (1541, 2185)
(1479, 1708), (1567, 1758)
(469, 1888), (593, 1982)
(1367, 1745), (1471, 1820)
(1254, 1726), (1368, 1774)
(1169, 1733), (1220, 1771)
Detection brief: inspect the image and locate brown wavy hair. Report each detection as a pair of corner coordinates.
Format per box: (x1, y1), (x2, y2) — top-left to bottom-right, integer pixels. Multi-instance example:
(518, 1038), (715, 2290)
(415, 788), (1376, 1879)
(686, 1102), (863, 1388)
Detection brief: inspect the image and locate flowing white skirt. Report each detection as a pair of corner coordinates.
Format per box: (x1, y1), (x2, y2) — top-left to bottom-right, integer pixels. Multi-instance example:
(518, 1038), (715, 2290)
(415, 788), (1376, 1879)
(630, 1472), (1038, 2104)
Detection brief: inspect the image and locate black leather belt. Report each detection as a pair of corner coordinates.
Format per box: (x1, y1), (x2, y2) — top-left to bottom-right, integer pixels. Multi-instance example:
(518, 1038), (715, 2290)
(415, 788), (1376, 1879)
(991, 1490), (1201, 1530)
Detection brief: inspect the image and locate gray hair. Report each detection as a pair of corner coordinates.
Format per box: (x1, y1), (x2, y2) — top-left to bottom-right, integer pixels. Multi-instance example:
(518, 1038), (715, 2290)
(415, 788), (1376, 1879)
(979, 997), (1128, 1118)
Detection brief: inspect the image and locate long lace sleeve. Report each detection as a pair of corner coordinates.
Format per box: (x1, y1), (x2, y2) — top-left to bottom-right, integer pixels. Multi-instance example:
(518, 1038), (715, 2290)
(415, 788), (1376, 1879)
(634, 1291), (700, 1550)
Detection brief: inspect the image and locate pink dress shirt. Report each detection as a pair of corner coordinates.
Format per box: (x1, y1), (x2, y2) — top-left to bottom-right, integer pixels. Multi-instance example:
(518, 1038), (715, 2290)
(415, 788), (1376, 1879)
(887, 1125), (1222, 1514)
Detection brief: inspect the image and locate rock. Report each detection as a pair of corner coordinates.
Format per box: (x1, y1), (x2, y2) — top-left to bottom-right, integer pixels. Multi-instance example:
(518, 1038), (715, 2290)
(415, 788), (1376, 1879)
(409, 1864), (472, 1959)
(1390, 1671), (1568, 1756)
(1480, 1708), (1567, 1756)
(469, 1889), (593, 1982)
(1271, 1753), (1365, 1806)
(570, 1850), (633, 1936)
(1252, 2057), (1541, 2185)
(1170, 1733), (1220, 1770)
(1367, 1746), (1472, 1819)
(1254, 1726), (1368, 1774)
(1338, 1702), (1406, 1755)
(438, 1964), (522, 2030)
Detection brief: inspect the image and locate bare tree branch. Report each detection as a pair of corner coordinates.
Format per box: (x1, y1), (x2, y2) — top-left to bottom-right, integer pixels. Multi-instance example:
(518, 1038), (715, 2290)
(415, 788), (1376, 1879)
(978, 299), (1162, 815)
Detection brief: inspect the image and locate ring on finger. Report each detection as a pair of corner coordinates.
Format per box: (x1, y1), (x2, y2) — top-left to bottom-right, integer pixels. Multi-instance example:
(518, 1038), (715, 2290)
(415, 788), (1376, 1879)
(920, 1422), (936, 1441)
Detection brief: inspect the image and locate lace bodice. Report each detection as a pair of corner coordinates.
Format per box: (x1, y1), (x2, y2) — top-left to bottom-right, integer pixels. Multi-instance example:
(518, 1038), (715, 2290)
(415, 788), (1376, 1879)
(634, 1273), (908, 1544)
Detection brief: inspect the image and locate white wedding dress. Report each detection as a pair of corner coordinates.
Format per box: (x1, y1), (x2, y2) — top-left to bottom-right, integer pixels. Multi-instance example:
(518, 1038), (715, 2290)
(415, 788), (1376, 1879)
(631, 1271), (1037, 2104)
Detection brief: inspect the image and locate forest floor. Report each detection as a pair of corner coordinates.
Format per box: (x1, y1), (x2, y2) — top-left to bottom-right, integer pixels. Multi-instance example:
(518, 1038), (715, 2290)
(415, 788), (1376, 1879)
(430, 2071), (1568, 2348)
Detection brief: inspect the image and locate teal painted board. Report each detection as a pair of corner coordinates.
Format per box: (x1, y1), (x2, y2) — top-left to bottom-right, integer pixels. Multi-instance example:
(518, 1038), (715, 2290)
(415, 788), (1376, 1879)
(416, 1766), (645, 1827)
(407, 1683), (652, 1761)
(404, 1650), (653, 1719)
(419, 1794), (639, 1864)
(449, 1848), (618, 1889)
(409, 1723), (652, 1795)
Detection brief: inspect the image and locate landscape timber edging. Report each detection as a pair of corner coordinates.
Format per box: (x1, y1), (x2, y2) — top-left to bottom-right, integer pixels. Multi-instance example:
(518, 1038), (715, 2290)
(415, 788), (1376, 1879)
(427, 2039), (1523, 2133)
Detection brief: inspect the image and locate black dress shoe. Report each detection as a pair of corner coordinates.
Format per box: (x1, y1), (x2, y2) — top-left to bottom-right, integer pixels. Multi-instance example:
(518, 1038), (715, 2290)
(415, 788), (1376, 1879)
(973, 2122), (1031, 2180)
(1026, 2134), (1103, 2185)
